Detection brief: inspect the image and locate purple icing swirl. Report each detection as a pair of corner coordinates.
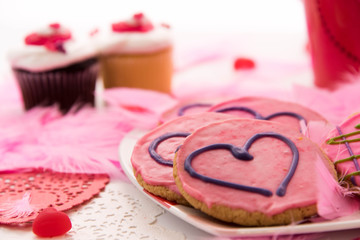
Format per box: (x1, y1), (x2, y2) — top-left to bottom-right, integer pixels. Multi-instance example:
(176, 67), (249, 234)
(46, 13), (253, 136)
(215, 106), (307, 125)
(177, 103), (213, 116)
(148, 132), (190, 166)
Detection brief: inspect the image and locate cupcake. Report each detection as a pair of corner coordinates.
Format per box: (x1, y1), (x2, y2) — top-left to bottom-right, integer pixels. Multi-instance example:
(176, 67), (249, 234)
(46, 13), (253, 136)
(96, 13), (173, 93)
(8, 23), (99, 112)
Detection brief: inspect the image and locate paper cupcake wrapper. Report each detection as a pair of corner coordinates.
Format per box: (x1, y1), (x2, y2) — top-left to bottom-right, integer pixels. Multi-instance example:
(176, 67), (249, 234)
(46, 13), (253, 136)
(14, 62), (99, 113)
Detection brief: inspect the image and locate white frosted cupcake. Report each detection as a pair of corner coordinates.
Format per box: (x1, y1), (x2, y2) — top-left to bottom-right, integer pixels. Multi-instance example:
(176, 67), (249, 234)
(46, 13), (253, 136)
(8, 23), (99, 112)
(95, 13), (173, 93)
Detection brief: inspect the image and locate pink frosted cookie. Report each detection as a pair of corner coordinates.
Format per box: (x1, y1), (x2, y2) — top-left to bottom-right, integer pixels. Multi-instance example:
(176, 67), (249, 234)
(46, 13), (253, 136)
(322, 113), (360, 187)
(159, 101), (214, 124)
(208, 97), (327, 132)
(173, 118), (335, 226)
(131, 112), (236, 204)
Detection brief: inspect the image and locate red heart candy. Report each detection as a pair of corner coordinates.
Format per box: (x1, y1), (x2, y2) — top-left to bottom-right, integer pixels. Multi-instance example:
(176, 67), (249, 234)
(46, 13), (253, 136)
(112, 13), (154, 33)
(24, 33), (48, 46)
(32, 207), (72, 237)
(233, 57), (256, 70)
(49, 23), (61, 29)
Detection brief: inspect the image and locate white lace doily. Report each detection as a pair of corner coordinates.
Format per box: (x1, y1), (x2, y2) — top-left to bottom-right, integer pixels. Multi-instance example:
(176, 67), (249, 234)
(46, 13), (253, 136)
(0, 180), (185, 240)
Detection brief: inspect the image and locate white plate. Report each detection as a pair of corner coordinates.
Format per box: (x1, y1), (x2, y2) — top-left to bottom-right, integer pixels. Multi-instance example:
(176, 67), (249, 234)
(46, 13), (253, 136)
(118, 129), (360, 237)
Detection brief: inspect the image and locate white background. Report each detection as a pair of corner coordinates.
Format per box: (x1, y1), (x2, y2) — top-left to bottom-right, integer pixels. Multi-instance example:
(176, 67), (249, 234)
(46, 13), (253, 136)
(0, 0), (307, 76)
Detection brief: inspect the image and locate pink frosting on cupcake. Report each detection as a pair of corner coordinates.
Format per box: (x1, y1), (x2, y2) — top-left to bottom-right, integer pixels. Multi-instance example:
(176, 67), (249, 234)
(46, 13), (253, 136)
(94, 13), (172, 55)
(8, 23), (97, 72)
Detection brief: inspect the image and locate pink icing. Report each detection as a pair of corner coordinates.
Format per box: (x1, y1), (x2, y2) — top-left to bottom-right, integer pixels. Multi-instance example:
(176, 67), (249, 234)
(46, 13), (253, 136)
(322, 113), (360, 186)
(208, 96), (328, 131)
(131, 112), (236, 194)
(112, 13), (154, 33)
(25, 23), (72, 53)
(159, 101), (215, 124)
(176, 119), (329, 216)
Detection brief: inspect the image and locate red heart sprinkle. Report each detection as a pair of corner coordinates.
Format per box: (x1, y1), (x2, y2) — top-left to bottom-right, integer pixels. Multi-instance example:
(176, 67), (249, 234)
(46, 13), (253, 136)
(49, 23), (61, 29)
(112, 13), (154, 33)
(161, 23), (171, 29)
(32, 207), (72, 237)
(133, 13), (144, 21)
(24, 24), (71, 51)
(25, 33), (48, 45)
(89, 28), (99, 36)
(233, 57), (256, 70)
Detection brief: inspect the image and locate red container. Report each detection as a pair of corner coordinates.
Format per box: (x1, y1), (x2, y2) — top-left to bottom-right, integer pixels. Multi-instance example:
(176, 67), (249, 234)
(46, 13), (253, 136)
(304, 0), (360, 89)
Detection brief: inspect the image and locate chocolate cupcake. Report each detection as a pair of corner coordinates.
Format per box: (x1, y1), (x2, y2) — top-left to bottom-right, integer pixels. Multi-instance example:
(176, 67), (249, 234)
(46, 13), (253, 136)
(8, 23), (99, 112)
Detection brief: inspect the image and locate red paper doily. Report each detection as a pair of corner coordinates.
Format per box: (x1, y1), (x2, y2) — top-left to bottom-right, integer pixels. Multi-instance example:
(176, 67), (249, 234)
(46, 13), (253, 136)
(0, 169), (109, 224)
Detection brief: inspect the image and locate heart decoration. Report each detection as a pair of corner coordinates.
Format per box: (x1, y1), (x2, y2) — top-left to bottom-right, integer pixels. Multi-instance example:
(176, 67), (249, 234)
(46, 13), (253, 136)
(184, 132), (299, 197)
(32, 207), (72, 237)
(148, 132), (190, 166)
(215, 106), (307, 125)
(25, 23), (71, 53)
(112, 13), (154, 33)
(0, 169), (109, 224)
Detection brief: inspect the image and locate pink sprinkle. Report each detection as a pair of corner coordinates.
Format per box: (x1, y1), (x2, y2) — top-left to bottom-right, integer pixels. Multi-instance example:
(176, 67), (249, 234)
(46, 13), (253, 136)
(133, 13), (144, 20)
(49, 23), (61, 29)
(89, 28), (99, 37)
(161, 23), (171, 29)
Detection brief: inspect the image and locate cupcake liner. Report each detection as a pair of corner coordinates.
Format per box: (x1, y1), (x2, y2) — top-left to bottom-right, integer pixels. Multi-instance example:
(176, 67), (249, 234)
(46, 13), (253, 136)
(13, 59), (99, 113)
(100, 47), (172, 93)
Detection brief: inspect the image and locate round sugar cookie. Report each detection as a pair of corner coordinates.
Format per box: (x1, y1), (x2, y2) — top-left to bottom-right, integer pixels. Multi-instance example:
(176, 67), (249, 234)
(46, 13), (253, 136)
(131, 112), (236, 204)
(321, 113), (360, 188)
(159, 101), (214, 124)
(173, 118), (335, 226)
(208, 96), (327, 132)
(159, 95), (230, 124)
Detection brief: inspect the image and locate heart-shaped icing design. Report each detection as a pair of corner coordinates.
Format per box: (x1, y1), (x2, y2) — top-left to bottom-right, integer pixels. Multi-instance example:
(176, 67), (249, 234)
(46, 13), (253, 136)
(215, 106), (306, 125)
(149, 132), (190, 166)
(184, 132), (299, 197)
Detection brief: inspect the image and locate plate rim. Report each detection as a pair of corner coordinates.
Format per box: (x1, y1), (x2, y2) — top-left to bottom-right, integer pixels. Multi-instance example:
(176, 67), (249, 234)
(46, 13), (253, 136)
(118, 129), (360, 237)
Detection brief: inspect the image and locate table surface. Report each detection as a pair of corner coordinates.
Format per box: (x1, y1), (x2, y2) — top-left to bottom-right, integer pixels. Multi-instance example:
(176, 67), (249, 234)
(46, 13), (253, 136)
(1, 1), (360, 239)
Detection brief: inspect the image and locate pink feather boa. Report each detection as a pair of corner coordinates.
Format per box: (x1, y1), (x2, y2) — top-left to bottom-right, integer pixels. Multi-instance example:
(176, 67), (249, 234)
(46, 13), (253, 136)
(0, 84), (177, 179)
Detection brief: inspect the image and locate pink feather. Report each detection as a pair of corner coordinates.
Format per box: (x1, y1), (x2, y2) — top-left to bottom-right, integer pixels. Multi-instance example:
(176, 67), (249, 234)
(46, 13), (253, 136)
(102, 87), (178, 129)
(304, 119), (360, 219)
(0, 106), (133, 179)
(316, 154), (360, 220)
(303, 121), (335, 146)
(102, 87), (177, 115)
(0, 192), (34, 219)
(293, 77), (360, 125)
(0, 86), (182, 179)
